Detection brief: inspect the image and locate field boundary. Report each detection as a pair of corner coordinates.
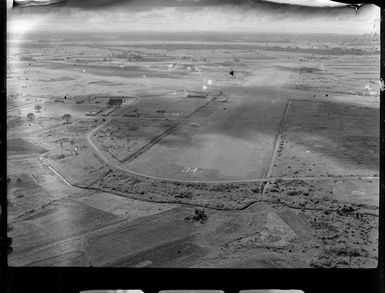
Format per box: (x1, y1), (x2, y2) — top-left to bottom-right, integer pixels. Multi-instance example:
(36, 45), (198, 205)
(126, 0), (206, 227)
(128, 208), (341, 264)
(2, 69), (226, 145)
(7, 102), (39, 112)
(26, 156), (381, 218)
(266, 100), (291, 179)
(92, 94), (220, 166)
(122, 120), (182, 163)
(86, 113), (378, 184)
(119, 93), (220, 163)
(292, 69), (300, 90)
(262, 100), (291, 199)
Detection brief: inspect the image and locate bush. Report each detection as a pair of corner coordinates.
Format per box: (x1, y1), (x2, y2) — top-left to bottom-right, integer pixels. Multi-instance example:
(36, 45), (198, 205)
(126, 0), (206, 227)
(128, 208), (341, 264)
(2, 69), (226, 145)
(175, 191), (193, 199)
(62, 114), (72, 124)
(34, 104), (42, 112)
(287, 190), (302, 196)
(26, 112), (35, 121)
(193, 208), (208, 222)
(341, 205), (355, 214)
(185, 208), (208, 223)
(328, 246), (365, 257)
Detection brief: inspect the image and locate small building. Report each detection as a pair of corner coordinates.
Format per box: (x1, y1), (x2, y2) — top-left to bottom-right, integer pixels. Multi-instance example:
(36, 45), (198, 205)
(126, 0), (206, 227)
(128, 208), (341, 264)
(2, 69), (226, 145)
(107, 98), (123, 106)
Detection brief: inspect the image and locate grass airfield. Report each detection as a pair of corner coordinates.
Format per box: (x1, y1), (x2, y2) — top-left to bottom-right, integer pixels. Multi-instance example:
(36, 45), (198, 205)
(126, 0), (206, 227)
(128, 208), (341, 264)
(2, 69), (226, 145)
(7, 32), (379, 268)
(126, 90), (288, 180)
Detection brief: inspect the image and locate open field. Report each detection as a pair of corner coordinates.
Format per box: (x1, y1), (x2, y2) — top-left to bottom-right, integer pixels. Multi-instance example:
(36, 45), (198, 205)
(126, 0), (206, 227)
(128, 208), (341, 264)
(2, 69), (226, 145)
(124, 94), (211, 118)
(272, 101), (379, 176)
(126, 92), (287, 180)
(293, 55), (380, 95)
(7, 116), (64, 138)
(7, 102), (102, 117)
(7, 138), (48, 156)
(271, 100), (379, 178)
(94, 118), (178, 163)
(7, 32), (379, 268)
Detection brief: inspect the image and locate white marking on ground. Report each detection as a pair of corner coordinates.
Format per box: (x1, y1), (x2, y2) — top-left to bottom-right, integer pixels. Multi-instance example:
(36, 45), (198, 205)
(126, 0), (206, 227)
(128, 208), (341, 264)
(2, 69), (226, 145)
(45, 162), (72, 187)
(134, 260), (152, 267)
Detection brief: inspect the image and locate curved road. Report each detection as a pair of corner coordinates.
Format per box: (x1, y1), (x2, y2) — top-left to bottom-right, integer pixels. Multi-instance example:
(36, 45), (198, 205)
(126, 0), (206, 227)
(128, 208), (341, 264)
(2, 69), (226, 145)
(86, 119), (378, 184)
(28, 118), (378, 217)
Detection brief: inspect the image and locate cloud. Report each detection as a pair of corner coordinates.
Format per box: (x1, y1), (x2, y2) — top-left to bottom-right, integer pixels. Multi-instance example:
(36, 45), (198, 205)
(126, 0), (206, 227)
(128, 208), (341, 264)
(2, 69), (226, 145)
(8, 0), (380, 34)
(263, 0), (347, 6)
(11, 0), (370, 9)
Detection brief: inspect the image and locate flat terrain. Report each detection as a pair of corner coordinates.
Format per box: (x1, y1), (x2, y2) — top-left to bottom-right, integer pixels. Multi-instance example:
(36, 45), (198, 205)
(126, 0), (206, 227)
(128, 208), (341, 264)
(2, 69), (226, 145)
(271, 100), (379, 178)
(7, 32), (379, 268)
(7, 102), (102, 117)
(7, 138), (48, 156)
(127, 92), (287, 180)
(94, 118), (177, 163)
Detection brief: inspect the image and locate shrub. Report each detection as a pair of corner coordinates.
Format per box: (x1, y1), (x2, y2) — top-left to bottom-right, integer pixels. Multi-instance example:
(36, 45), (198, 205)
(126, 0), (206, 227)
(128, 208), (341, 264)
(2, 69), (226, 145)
(34, 104), (42, 112)
(184, 208), (208, 223)
(62, 114), (72, 124)
(193, 208), (208, 222)
(26, 112), (35, 121)
(175, 191), (193, 199)
(287, 190), (302, 196)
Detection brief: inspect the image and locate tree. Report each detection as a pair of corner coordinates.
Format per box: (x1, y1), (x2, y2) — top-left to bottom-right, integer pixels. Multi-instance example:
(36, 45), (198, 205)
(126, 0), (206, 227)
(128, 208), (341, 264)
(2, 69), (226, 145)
(34, 104), (42, 112)
(26, 112), (35, 121)
(62, 114), (72, 124)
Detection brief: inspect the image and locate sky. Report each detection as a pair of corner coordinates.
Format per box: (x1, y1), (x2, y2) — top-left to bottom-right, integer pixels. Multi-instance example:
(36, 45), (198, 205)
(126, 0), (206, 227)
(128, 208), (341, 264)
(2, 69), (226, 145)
(7, 0), (380, 36)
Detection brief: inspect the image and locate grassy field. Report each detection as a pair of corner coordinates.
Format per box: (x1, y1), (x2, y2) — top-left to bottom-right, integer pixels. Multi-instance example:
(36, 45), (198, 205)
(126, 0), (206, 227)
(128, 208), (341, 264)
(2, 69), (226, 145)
(127, 91), (288, 180)
(7, 138), (48, 155)
(271, 100), (379, 178)
(7, 102), (101, 117)
(94, 118), (177, 163)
